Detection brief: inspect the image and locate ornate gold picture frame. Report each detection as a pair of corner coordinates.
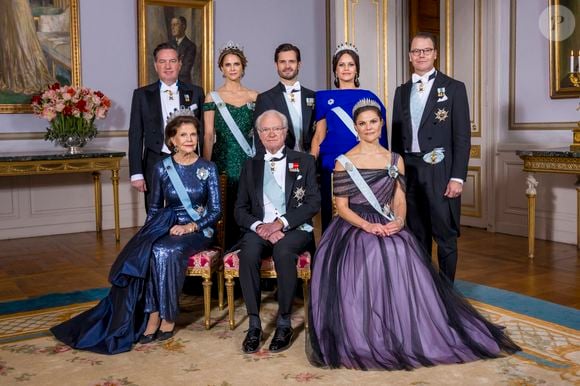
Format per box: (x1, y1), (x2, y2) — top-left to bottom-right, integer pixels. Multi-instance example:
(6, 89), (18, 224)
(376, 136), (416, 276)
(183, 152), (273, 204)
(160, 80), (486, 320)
(549, 0), (580, 99)
(138, 0), (213, 93)
(0, 0), (81, 114)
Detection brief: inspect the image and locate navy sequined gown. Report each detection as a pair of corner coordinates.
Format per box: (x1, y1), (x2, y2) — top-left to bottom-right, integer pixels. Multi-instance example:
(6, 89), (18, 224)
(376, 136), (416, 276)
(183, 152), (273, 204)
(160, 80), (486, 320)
(307, 153), (520, 370)
(50, 157), (221, 354)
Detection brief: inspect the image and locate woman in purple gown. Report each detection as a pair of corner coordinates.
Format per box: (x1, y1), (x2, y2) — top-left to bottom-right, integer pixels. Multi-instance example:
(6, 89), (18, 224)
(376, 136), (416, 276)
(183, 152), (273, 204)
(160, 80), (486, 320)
(307, 99), (520, 370)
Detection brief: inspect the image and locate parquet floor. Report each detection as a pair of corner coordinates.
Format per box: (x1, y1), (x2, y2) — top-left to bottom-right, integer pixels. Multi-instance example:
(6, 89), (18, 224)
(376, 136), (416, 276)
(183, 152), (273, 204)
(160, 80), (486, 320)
(0, 226), (578, 308)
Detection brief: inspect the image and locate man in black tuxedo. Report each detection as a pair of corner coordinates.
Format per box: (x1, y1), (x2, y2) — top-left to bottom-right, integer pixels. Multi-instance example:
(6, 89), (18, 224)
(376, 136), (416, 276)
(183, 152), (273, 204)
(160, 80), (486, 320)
(253, 43), (316, 154)
(170, 16), (197, 85)
(235, 110), (320, 354)
(391, 32), (471, 282)
(128, 42), (204, 211)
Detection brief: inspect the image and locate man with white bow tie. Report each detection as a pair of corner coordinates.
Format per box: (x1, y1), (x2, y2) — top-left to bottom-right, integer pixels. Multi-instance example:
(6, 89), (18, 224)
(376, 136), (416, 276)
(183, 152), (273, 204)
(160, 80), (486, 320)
(128, 42), (205, 211)
(234, 110), (320, 354)
(391, 32), (471, 283)
(253, 43), (316, 154)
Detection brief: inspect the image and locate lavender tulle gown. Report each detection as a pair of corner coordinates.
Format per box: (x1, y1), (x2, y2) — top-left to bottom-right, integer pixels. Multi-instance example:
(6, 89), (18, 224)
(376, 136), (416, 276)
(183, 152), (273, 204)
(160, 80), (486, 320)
(307, 153), (520, 370)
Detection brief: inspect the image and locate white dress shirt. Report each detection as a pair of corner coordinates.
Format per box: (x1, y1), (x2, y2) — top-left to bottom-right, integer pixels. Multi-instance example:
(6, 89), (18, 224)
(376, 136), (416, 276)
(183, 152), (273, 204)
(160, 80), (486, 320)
(284, 81), (303, 151)
(250, 147), (290, 232)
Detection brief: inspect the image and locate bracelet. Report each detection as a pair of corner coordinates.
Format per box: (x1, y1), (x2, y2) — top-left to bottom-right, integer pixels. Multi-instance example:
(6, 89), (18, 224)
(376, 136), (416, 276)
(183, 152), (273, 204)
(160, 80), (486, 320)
(395, 216), (404, 227)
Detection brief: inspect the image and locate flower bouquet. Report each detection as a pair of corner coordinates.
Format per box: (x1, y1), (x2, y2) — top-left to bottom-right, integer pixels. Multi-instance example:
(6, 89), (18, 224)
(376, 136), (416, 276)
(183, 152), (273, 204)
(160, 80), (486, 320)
(31, 83), (112, 152)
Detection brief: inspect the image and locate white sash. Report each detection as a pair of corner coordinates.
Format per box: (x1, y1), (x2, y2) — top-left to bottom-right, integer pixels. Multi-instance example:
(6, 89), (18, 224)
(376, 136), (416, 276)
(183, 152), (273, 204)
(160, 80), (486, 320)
(283, 93), (303, 151)
(336, 155), (395, 221)
(210, 91), (255, 157)
(331, 106), (358, 140)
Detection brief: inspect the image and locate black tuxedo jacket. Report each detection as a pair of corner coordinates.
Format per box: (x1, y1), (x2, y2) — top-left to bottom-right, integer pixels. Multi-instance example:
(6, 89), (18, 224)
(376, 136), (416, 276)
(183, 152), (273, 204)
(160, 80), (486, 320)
(253, 82), (316, 153)
(391, 71), (471, 182)
(128, 81), (204, 177)
(234, 149), (320, 233)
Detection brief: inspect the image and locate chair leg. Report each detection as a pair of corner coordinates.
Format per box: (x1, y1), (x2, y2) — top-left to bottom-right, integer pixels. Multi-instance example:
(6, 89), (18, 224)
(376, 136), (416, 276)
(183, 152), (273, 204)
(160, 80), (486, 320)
(218, 268), (225, 311)
(225, 276), (235, 330)
(203, 277), (212, 330)
(302, 278), (309, 331)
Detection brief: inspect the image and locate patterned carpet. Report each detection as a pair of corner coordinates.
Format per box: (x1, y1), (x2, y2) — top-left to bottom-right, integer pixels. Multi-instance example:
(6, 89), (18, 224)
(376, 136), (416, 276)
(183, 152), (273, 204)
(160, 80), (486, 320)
(0, 291), (578, 386)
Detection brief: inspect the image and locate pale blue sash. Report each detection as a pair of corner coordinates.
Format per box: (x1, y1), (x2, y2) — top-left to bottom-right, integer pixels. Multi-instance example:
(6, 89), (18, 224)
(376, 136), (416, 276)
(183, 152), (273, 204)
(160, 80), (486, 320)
(262, 162), (313, 232)
(163, 157), (213, 238)
(210, 91), (255, 157)
(283, 93), (303, 151)
(331, 106), (358, 140)
(336, 155), (395, 221)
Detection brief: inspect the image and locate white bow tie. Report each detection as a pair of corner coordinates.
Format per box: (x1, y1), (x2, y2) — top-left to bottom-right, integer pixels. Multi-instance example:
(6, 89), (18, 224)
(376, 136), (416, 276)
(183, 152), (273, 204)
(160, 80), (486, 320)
(264, 151), (285, 161)
(160, 84), (178, 94)
(411, 71), (436, 84)
(284, 82), (300, 93)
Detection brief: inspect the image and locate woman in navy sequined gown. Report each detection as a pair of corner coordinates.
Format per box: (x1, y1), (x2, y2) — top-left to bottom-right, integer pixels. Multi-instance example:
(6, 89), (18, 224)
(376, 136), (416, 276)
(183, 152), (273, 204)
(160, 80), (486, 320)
(307, 101), (520, 370)
(310, 44), (388, 231)
(51, 114), (221, 354)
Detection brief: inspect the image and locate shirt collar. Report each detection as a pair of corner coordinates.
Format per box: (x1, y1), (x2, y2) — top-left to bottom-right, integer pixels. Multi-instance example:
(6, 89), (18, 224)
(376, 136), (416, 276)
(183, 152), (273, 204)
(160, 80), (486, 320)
(283, 81), (301, 93)
(160, 81), (178, 93)
(411, 68), (436, 84)
(264, 146), (286, 161)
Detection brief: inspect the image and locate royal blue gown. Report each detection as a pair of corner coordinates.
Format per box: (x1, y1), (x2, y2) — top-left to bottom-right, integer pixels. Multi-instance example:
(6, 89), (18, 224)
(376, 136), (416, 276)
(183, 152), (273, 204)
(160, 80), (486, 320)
(307, 154), (520, 370)
(50, 157), (221, 354)
(315, 89), (388, 231)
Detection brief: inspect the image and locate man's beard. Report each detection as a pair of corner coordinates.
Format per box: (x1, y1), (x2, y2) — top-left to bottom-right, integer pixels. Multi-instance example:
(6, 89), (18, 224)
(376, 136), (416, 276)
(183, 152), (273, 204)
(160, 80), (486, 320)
(279, 69), (299, 81)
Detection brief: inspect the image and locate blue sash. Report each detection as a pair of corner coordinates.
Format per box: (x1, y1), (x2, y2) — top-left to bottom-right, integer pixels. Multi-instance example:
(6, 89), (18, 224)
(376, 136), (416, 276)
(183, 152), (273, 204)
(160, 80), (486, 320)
(336, 155), (395, 221)
(162, 157), (213, 238)
(210, 91), (255, 157)
(283, 92), (303, 151)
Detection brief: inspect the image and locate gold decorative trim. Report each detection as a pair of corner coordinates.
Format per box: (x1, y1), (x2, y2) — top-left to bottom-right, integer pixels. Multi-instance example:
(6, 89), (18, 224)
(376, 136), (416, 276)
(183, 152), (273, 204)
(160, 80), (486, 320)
(326, 0), (332, 88)
(462, 166), (482, 217)
(549, 0), (580, 98)
(138, 0), (213, 93)
(522, 156), (580, 173)
(509, 0), (576, 130)
(445, 0), (454, 76)
(0, 0), (81, 115)
(0, 130), (128, 141)
(470, 145), (481, 159)
(0, 158), (122, 177)
(472, 0), (482, 137)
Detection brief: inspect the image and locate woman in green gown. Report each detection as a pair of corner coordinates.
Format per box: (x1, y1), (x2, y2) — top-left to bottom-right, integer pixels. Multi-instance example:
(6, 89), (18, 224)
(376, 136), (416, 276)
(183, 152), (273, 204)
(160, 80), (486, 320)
(203, 41), (257, 248)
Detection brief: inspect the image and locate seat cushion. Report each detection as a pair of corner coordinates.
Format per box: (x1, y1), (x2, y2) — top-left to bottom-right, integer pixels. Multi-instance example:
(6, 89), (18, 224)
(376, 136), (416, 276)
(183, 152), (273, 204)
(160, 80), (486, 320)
(223, 251), (311, 273)
(187, 248), (221, 269)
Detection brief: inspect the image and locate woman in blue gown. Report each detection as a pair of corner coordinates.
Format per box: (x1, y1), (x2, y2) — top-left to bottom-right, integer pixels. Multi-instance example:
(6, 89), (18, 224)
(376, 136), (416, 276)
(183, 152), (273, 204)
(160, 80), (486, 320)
(50, 113), (221, 354)
(310, 43), (388, 231)
(307, 100), (520, 370)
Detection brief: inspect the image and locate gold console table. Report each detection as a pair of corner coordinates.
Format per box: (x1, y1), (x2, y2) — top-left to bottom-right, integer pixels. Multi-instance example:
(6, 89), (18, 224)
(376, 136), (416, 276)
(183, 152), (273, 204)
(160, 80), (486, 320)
(0, 149), (126, 241)
(516, 149), (580, 258)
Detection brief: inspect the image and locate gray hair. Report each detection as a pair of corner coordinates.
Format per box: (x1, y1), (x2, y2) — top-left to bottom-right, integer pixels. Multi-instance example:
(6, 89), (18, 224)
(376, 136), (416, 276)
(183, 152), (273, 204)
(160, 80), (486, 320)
(255, 109), (288, 131)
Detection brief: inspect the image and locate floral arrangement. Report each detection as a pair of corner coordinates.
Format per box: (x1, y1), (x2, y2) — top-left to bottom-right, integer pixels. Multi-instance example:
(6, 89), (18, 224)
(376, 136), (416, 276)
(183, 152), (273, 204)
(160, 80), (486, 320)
(31, 83), (111, 145)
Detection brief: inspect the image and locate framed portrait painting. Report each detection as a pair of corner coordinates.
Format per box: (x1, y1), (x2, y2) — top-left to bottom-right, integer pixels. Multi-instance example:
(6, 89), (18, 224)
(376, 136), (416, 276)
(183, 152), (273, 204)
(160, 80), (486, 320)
(549, 0), (580, 98)
(0, 0), (81, 114)
(138, 0), (213, 92)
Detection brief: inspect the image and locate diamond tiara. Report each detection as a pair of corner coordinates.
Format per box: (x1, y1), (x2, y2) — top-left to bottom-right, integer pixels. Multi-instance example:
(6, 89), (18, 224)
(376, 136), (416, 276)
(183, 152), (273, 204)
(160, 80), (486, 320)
(334, 42), (358, 56)
(218, 40), (244, 56)
(352, 98), (381, 116)
(166, 106), (196, 125)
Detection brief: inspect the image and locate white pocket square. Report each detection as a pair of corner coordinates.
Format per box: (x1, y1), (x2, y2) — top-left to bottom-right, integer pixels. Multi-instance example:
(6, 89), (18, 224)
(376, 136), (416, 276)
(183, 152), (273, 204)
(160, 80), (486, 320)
(437, 96), (448, 103)
(189, 103), (198, 111)
(297, 175), (303, 181)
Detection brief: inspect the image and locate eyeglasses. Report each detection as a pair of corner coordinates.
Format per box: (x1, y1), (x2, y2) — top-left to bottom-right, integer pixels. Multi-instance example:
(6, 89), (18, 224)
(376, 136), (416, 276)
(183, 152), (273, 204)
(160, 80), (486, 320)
(410, 48), (435, 57)
(258, 127), (286, 134)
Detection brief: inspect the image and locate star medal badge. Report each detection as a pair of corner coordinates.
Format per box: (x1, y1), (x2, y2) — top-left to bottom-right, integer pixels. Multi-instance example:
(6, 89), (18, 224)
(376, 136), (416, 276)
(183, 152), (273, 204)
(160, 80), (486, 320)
(435, 108), (448, 122)
(293, 186), (305, 206)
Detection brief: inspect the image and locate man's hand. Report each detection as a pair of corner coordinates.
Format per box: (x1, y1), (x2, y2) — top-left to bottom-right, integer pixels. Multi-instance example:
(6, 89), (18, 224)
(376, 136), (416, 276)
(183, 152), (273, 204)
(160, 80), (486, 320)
(256, 221), (283, 240)
(444, 180), (463, 199)
(267, 230), (285, 244)
(131, 179), (147, 193)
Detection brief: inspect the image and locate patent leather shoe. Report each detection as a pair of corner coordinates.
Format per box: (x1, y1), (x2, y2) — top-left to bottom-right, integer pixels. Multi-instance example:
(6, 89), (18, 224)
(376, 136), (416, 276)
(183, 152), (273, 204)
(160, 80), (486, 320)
(138, 332), (157, 344)
(156, 329), (175, 341)
(268, 326), (294, 353)
(242, 328), (262, 353)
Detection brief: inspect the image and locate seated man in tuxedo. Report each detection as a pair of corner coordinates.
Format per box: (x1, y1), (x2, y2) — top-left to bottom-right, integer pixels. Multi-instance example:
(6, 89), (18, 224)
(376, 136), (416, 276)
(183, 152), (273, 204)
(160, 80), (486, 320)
(234, 110), (320, 354)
